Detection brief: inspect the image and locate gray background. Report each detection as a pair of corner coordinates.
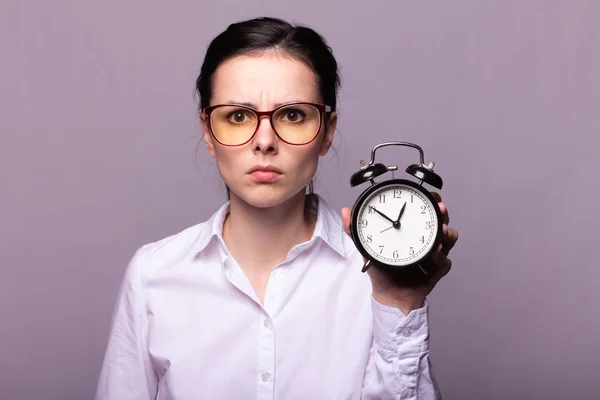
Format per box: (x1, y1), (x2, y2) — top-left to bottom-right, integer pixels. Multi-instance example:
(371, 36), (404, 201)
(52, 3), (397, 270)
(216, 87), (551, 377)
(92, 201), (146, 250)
(1, 1), (599, 399)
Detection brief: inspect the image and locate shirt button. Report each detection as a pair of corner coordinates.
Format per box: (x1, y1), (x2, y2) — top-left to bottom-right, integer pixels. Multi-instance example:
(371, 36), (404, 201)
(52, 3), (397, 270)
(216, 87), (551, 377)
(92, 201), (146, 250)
(401, 327), (413, 337)
(272, 270), (283, 279)
(263, 319), (271, 329)
(261, 372), (271, 382)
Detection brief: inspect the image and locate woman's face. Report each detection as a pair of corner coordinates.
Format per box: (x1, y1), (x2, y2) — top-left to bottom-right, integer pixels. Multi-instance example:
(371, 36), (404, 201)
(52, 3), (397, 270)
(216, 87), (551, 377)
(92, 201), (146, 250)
(202, 52), (337, 208)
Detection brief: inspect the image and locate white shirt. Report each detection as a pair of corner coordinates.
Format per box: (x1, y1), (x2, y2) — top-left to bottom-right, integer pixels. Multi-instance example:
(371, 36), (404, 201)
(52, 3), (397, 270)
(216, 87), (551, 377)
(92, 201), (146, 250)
(95, 195), (442, 399)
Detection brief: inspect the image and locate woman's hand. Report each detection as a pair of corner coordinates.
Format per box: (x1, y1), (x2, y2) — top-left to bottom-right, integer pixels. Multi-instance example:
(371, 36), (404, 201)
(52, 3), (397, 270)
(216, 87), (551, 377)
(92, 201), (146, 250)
(341, 192), (458, 315)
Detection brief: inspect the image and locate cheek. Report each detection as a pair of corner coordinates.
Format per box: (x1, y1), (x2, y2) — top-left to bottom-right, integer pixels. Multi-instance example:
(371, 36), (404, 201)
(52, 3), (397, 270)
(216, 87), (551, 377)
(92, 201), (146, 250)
(212, 148), (239, 180)
(288, 147), (321, 178)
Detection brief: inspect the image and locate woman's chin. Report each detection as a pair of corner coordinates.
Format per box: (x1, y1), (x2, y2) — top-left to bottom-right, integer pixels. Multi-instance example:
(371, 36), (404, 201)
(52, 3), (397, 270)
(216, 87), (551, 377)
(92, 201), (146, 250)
(231, 185), (306, 209)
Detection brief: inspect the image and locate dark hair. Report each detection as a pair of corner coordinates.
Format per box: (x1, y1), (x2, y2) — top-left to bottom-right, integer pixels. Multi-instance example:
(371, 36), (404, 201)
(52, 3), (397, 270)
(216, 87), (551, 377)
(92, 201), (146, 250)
(195, 16), (341, 112)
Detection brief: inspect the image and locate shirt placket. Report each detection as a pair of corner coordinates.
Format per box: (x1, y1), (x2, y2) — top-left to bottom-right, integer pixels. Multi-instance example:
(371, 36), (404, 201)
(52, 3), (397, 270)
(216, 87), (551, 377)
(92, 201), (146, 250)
(256, 267), (284, 400)
(221, 253), (283, 400)
(257, 266), (284, 400)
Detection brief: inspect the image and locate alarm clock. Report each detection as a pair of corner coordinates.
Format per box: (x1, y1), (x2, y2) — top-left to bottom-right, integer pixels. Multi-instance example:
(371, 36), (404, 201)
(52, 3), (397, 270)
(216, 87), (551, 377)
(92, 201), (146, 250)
(349, 141), (444, 274)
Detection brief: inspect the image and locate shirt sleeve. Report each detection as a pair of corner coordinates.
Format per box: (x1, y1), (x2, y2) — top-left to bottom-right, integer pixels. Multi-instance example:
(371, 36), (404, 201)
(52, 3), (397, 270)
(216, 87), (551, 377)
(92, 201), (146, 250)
(361, 297), (442, 400)
(95, 247), (158, 400)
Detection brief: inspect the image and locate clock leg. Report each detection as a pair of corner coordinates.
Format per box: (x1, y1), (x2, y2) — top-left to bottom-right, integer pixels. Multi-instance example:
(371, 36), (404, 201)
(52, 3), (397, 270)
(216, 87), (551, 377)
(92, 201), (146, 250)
(361, 259), (372, 273)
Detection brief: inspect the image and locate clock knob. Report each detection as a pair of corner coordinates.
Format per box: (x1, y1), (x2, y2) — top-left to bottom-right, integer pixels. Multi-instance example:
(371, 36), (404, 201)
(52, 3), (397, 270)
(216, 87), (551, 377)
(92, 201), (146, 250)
(406, 163), (443, 189)
(350, 163), (389, 187)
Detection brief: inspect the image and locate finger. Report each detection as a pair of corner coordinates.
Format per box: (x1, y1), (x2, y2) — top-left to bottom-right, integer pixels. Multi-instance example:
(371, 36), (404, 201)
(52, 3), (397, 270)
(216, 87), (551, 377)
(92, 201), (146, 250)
(441, 227), (459, 256)
(341, 207), (352, 236)
(431, 191), (442, 203)
(432, 251), (452, 277)
(438, 202), (450, 225)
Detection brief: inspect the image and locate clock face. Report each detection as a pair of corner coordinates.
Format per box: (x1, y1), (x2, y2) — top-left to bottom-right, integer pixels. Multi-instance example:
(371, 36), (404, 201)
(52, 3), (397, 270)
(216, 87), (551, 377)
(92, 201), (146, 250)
(354, 182), (440, 267)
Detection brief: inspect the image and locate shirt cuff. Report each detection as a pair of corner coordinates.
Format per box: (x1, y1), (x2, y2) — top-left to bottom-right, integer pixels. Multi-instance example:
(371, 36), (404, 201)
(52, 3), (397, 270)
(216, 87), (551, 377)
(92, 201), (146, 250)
(371, 296), (430, 355)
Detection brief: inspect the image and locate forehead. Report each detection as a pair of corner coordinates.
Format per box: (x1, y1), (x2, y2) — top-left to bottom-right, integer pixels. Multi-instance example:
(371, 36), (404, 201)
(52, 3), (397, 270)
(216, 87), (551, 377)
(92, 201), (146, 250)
(210, 52), (321, 107)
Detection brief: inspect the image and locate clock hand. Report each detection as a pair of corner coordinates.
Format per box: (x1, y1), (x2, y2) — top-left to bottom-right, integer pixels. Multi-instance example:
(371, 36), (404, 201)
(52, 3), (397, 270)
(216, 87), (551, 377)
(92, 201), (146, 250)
(395, 202), (407, 224)
(371, 207), (395, 225)
(380, 225), (395, 233)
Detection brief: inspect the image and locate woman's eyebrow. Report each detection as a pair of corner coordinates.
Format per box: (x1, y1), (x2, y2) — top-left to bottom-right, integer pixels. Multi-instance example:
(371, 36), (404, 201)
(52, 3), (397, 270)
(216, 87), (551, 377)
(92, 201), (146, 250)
(225, 100), (306, 109)
(226, 101), (256, 107)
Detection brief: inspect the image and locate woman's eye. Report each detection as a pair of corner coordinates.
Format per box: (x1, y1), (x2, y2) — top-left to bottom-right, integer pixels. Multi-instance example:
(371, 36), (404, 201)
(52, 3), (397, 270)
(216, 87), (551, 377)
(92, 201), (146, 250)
(282, 109), (305, 122)
(227, 111), (252, 123)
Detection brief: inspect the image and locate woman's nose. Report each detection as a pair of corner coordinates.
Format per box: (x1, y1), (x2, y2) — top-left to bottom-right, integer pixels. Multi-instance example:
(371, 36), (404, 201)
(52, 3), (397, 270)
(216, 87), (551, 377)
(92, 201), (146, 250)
(252, 116), (278, 154)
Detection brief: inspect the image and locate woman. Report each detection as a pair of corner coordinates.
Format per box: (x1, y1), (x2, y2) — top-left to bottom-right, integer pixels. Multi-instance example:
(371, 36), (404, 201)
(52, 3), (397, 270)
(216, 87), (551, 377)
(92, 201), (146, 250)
(96, 16), (458, 400)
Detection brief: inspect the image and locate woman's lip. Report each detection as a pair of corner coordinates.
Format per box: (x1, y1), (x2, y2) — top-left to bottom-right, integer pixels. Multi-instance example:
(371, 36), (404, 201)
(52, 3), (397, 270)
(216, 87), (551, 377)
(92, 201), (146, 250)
(249, 170), (282, 182)
(248, 165), (283, 174)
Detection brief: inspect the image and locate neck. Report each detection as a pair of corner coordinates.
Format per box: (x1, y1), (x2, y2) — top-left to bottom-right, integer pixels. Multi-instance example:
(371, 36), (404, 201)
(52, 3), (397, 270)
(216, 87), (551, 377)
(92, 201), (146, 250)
(222, 190), (317, 273)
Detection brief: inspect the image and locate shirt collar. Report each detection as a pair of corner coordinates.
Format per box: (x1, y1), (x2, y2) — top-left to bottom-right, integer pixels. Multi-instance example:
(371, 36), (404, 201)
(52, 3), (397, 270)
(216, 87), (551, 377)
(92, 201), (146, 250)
(309, 194), (346, 257)
(190, 201), (230, 257)
(191, 194), (346, 259)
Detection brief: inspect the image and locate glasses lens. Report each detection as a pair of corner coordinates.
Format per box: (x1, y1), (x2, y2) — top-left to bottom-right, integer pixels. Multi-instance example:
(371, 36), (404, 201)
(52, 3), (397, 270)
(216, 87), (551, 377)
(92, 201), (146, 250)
(209, 106), (258, 145)
(273, 104), (321, 144)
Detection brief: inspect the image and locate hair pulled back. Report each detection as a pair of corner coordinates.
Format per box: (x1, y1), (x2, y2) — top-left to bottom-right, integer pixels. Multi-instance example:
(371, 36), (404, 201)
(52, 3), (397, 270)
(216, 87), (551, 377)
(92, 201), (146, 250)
(195, 17), (341, 112)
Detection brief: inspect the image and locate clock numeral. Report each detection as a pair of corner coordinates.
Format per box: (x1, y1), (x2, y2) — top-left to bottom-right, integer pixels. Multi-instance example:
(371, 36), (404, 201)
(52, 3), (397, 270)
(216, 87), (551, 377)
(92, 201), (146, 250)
(394, 189), (401, 198)
(420, 235), (425, 244)
(425, 221), (432, 230)
(409, 247), (415, 256)
(366, 234), (372, 243)
(361, 219), (368, 228)
(420, 205), (427, 214)
(379, 194), (386, 203)
(411, 194), (414, 203)
(393, 250), (399, 259)
(379, 245), (384, 254)
(368, 206), (375, 214)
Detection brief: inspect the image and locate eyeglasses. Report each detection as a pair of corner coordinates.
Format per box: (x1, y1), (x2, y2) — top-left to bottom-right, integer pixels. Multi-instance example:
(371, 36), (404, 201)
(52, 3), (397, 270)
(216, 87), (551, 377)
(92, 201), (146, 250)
(201, 102), (333, 146)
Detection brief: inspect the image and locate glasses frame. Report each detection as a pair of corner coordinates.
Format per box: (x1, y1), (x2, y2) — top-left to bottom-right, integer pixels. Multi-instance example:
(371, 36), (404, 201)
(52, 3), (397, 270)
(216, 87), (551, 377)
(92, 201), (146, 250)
(201, 101), (333, 147)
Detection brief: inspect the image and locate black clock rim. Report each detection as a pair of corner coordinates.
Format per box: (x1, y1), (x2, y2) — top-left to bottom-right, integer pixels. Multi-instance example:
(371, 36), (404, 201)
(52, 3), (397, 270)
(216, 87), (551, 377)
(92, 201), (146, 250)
(350, 178), (444, 270)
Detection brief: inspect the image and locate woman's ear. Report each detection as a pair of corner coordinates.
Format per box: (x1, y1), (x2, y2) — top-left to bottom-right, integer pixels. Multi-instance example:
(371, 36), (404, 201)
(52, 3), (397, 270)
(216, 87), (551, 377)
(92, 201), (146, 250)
(201, 115), (216, 157)
(320, 112), (337, 156)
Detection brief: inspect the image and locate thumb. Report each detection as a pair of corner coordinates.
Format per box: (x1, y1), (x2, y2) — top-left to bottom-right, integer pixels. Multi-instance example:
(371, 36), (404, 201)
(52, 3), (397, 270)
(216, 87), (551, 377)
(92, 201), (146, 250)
(341, 207), (352, 236)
